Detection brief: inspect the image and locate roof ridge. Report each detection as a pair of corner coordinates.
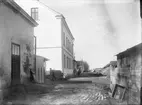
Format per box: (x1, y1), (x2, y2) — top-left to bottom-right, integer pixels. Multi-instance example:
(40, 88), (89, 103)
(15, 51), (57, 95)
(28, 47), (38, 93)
(34, 0), (62, 16)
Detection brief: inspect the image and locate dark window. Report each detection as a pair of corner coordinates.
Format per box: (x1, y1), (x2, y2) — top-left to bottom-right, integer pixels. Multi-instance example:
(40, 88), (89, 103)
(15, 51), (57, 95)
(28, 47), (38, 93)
(67, 57), (68, 69)
(63, 32), (65, 46)
(64, 54), (66, 68)
(31, 8), (38, 20)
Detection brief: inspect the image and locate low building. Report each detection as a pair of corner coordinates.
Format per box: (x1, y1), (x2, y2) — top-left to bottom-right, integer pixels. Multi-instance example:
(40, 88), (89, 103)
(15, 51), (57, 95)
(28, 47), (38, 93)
(36, 55), (49, 83)
(112, 43), (142, 104)
(0, 0), (38, 102)
(93, 68), (102, 73)
(101, 61), (117, 92)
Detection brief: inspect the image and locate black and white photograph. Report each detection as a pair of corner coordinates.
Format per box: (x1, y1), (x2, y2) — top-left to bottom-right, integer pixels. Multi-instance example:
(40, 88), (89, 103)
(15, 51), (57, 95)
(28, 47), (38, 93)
(0, 0), (141, 105)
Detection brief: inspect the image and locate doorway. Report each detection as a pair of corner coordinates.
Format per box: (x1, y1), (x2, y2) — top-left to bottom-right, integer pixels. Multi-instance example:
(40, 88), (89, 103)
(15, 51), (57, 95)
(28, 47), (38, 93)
(11, 43), (20, 85)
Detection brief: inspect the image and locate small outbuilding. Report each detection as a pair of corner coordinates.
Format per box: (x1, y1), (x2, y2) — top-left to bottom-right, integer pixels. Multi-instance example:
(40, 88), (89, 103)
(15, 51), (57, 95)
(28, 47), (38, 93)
(36, 55), (49, 83)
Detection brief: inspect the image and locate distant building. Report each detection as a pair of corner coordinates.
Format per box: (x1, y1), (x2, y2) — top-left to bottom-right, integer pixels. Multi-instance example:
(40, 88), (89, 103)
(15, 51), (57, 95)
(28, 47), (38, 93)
(0, 0), (37, 102)
(101, 61), (117, 91)
(76, 61), (84, 73)
(15, 0), (75, 77)
(113, 43), (142, 104)
(94, 68), (102, 73)
(36, 55), (49, 83)
(73, 60), (78, 75)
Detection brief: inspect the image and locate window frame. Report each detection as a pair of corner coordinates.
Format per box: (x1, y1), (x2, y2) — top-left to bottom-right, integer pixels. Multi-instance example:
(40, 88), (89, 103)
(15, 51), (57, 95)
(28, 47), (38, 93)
(31, 7), (39, 20)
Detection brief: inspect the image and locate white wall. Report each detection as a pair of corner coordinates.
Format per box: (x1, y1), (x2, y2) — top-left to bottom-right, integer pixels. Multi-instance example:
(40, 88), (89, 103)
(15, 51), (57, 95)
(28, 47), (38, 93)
(37, 48), (62, 71)
(62, 19), (74, 76)
(15, 0), (62, 48)
(0, 3), (34, 89)
(15, 0), (62, 71)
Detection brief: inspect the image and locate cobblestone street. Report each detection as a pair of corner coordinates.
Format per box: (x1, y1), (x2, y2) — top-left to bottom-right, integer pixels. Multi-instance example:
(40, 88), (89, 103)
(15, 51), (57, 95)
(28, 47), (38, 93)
(4, 77), (112, 105)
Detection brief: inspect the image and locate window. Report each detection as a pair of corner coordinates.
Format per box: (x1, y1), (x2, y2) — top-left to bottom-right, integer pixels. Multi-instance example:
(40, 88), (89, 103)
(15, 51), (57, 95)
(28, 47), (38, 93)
(72, 44), (74, 54)
(68, 40), (70, 51)
(63, 32), (65, 46)
(71, 44), (73, 54)
(71, 59), (72, 69)
(31, 7), (38, 20)
(69, 58), (71, 69)
(66, 38), (68, 50)
(68, 39), (69, 50)
(64, 55), (66, 68)
(12, 44), (20, 56)
(67, 57), (68, 69)
(66, 37), (67, 48)
(69, 58), (70, 69)
(69, 41), (70, 51)
(68, 57), (69, 69)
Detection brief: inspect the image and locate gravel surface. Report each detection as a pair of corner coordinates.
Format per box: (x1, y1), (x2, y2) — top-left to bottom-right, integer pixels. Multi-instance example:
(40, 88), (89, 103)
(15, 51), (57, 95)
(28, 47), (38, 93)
(4, 77), (112, 105)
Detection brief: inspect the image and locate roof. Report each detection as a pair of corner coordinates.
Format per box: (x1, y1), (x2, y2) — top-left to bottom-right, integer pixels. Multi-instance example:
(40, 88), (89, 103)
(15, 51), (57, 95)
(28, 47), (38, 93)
(110, 61), (117, 66)
(103, 63), (110, 69)
(2, 0), (38, 27)
(36, 55), (49, 61)
(55, 14), (75, 40)
(116, 43), (142, 58)
(94, 68), (102, 72)
(103, 61), (117, 69)
(35, 0), (74, 40)
(35, 0), (62, 16)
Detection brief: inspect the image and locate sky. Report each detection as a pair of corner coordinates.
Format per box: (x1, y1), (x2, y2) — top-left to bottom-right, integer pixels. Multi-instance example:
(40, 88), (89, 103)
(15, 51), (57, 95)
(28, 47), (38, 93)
(40, 0), (141, 69)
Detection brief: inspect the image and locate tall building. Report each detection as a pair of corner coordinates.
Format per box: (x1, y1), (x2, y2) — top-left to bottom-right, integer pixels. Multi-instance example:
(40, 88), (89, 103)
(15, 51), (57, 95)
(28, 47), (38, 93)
(15, 0), (75, 76)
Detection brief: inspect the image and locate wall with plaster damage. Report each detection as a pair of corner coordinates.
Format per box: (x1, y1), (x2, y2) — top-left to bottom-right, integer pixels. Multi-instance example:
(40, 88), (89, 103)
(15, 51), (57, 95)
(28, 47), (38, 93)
(0, 1), (35, 101)
(117, 44), (142, 104)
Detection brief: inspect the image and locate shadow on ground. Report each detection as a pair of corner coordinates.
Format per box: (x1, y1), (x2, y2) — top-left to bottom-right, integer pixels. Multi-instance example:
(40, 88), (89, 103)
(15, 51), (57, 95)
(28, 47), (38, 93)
(3, 77), (95, 105)
(78, 72), (105, 77)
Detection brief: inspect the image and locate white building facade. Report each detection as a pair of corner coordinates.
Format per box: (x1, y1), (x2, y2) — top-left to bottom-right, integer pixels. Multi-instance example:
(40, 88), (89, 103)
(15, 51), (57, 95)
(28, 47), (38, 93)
(15, 0), (75, 76)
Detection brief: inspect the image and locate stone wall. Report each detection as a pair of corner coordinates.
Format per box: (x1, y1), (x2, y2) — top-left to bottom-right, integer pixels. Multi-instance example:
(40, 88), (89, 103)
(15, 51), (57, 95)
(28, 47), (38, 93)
(117, 51), (142, 105)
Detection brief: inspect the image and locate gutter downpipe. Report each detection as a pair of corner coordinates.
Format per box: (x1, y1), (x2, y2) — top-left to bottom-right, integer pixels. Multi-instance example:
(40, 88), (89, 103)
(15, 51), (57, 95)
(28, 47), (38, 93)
(34, 36), (37, 75)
